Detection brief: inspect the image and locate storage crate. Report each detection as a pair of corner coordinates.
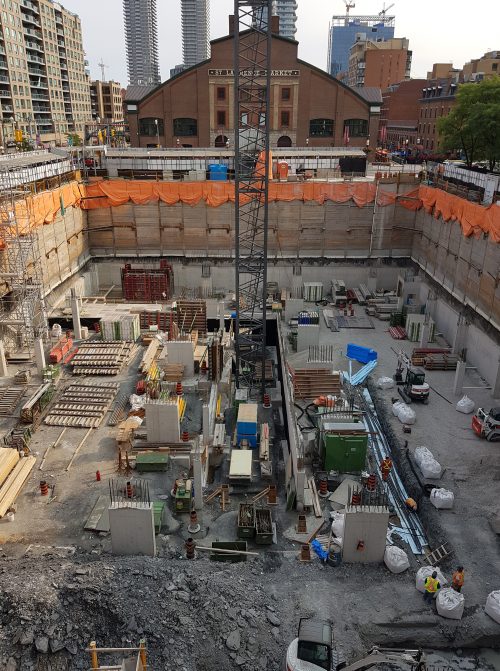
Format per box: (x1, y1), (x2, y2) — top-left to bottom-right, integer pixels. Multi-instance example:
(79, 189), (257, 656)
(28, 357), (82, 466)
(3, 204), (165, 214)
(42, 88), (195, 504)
(255, 508), (273, 545)
(237, 403), (258, 434)
(237, 503), (256, 539)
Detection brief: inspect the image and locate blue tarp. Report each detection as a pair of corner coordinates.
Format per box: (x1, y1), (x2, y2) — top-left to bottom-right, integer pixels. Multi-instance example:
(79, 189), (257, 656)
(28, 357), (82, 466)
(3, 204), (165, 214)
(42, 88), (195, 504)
(346, 344), (378, 364)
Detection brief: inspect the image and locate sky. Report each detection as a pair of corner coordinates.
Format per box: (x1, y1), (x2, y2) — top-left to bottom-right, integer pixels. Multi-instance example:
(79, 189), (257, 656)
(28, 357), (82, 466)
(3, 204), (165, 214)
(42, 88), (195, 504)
(62, 0), (500, 86)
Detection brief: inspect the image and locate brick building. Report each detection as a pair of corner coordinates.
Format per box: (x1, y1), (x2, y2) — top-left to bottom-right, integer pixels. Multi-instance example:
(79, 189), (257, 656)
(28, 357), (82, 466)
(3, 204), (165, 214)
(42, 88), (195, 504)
(418, 77), (458, 153)
(347, 37), (411, 90)
(462, 50), (500, 82)
(90, 80), (124, 123)
(125, 18), (381, 149)
(380, 79), (425, 148)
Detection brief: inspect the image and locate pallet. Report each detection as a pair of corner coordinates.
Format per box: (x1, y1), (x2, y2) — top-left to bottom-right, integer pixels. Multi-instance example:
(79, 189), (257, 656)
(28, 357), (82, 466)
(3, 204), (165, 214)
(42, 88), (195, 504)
(71, 341), (137, 376)
(290, 368), (341, 400)
(424, 354), (458, 371)
(163, 364), (184, 382)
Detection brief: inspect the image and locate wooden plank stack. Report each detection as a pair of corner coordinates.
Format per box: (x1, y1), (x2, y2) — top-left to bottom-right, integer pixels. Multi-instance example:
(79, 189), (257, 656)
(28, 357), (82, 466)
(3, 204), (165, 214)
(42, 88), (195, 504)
(289, 366), (342, 400)
(411, 348), (451, 366)
(71, 341), (137, 375)
(0, 452), (35, 518)
(424, 353), (459, 371)
(0, 387), (27, 415)
(0, 448), (20, 484)
(163, 364), (185, 382)
(45, 382), (119, 428)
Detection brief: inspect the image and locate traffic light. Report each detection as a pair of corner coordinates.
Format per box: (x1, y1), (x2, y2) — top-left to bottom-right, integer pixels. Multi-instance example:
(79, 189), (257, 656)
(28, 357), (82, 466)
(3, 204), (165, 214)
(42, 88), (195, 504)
(111, 128), (116, 137)
(14, 129), (23, 143)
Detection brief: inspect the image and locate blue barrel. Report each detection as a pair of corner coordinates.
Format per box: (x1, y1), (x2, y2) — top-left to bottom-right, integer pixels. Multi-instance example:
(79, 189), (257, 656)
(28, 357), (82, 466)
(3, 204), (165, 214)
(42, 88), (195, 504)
(208, 164), (228, 181)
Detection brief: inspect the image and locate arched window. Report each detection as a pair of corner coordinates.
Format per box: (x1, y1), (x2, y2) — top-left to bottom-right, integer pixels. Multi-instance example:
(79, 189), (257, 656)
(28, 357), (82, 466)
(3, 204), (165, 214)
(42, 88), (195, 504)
(277, 135), (292, 147)
(309, 119), (334, 137)
(344, 119), (369, 137)
(173, 118), (198, 136)
(139, 117), (164, 136)
(215, 135), (228, 147)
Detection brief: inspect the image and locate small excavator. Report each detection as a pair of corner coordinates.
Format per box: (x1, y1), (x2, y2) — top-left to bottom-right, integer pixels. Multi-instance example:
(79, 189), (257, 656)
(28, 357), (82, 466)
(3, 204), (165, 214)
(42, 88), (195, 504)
(286, 619), (430, 671)
(394, 352), (430, 404)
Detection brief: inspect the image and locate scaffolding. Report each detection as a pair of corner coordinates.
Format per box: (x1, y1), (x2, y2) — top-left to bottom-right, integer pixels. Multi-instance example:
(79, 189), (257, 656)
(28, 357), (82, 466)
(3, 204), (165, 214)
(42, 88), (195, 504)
(0, 168), (47, 355)
(233, 0), (272, 397)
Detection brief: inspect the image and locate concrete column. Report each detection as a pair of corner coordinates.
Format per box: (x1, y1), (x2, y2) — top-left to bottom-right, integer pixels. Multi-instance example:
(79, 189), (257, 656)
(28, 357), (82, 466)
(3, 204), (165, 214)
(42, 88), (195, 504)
(419, 322), (430, 348)
(291, 274), (302, 299)
(70, 288), (82, 340)
(200, 277), (213, 298)
(202, 404), (210, 444)
(218, 300), (225, 332)
(0, 341), (8, 377)
(452, 315), (469, 356)
(367, 273), (377, 293)
(192, 450), (203, 511)
(34, 337), (46, 374)
(453, 360), (467, 396)
(492, 358), (500, 400)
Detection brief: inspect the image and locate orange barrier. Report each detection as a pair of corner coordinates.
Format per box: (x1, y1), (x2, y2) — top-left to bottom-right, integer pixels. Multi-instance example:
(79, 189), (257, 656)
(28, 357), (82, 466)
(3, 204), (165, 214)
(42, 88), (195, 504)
(418, 185), (500, 242)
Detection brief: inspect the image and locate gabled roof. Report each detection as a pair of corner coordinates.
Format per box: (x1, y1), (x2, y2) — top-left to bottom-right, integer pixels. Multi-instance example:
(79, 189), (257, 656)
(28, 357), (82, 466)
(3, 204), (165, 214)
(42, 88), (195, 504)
(354, 86), (383, 104)
(124, 84), (158, 102)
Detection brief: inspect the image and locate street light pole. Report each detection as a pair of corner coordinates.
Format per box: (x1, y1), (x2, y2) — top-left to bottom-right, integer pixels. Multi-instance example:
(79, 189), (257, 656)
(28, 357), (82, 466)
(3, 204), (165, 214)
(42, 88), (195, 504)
(154, 118), (160, 148)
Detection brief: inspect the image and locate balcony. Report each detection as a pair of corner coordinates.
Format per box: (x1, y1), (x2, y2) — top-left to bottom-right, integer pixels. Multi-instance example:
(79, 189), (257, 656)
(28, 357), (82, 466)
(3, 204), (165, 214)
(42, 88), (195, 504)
(57, 41), (65, 48)
(21, 14), (41, 28)
(0, 59), (8, 69)
(22, 0), (40, 13)
(61, 74), (69, 82)
(28, 66), (46, 76)
(27, 54), (45, 65)
(31, 92), (49, 101)
(24, 27), (43, 40)
(32, 105), (50, 113)
(0, 45), (5, 55)
(25, 41), (43, 52)
(0, 74), (9, 83)
(0, 89), (12, 97)
(2, 104), (13, 112)
(30, 80), (48, 89)
(56, 28), (64, 37)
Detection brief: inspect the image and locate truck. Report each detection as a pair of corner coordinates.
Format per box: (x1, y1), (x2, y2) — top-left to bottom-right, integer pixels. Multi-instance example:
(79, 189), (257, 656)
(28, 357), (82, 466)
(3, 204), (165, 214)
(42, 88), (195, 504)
(286, 619), (429, 671)
(472, 407), (500, 441)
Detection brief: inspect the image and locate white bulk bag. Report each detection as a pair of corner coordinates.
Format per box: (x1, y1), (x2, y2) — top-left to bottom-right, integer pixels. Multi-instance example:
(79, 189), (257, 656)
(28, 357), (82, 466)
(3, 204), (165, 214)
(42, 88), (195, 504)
(485, 591), (500, 624)
(377, 376), (395, 390)
(456, 395), (475, 414)
(414, 446), (442, 479)
(436, 587), (465, 620)
(397, 403), (416, 425)
(415, 566), (447, 593)
(392, 401), (404, 416)
(330, 511), (345, 537)
(430, 488), (454, 509)
(384, 546), (410, 574)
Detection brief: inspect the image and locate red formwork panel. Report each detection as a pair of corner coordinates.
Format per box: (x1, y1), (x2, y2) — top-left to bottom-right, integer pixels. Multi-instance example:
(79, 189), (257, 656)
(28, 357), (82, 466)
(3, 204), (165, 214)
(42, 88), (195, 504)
(121, 261), (174, 301)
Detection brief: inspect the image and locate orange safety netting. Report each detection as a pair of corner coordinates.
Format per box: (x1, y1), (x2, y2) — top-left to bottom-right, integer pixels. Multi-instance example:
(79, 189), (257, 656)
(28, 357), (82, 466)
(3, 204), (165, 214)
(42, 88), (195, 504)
(81, 179), (378, 209)
(418, 185), (500, 243)
(0, 180), (83, 237)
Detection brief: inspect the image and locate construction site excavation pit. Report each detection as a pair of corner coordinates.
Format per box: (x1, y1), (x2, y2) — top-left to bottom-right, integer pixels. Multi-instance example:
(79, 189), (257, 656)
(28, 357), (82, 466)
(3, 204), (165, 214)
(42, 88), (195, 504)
(0, 149), (498, 670)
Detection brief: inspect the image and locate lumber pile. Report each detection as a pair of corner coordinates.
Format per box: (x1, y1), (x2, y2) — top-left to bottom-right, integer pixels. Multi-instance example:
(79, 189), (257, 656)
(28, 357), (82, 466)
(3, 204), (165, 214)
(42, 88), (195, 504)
(424, 353), (458, 371)
(290, 366), (341, 400)
(411, 347), (450, 366)
(0, 386), (27, 415)
(140, 338), (162, 374)
(0, 448), (20, 485)
(0, 454), (35, 517)
(71, 341), (137, 375)
(45, 381), (119, 428)
(162, 364), (184, 382)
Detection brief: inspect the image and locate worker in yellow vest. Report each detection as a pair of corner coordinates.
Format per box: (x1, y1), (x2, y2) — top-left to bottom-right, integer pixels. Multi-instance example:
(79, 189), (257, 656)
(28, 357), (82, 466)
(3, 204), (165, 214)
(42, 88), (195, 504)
(423, 571), (441, 604)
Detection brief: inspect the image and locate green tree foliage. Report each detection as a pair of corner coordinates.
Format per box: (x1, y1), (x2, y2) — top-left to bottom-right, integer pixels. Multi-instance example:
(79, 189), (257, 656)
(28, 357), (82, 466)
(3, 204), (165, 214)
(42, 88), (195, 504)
(437, 77), (500, 170)
(66, 133), (83, 147)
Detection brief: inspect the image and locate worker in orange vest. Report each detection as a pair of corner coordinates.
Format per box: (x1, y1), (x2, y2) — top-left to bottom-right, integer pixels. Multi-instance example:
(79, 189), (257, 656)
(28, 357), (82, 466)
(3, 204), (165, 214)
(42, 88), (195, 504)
(380, 456), (393, 481)
(452, 566), (465, 593)
(423, 571), (441, 604)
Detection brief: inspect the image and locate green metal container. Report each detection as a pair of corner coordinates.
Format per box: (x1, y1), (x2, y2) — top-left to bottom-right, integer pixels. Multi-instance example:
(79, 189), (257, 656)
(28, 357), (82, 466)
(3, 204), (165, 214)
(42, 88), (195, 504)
(237, 503), (256, 539)
(255, 508), (273, 545)
(135, 453), (169, 472)
(323, 428), (368, 473)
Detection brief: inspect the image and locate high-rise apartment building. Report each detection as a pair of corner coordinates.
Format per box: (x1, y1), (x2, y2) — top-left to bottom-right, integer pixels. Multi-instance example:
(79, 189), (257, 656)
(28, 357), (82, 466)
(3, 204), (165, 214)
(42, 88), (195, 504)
(181, 0), (210, 69)
(0, 0), (92, 146)
(327, 14), (395, 79)
(123, 0), (160, 85)
(90, 80), (124, 122)
(274, 0), (297, 40)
